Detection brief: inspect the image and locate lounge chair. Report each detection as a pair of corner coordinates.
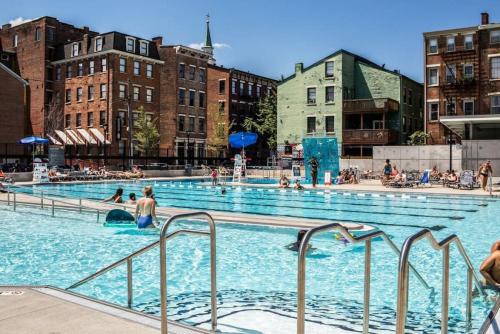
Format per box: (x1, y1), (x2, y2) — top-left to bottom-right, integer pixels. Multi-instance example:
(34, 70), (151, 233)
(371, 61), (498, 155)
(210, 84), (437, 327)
(416, 170), (431, 187)
(454, 170), (475, 190)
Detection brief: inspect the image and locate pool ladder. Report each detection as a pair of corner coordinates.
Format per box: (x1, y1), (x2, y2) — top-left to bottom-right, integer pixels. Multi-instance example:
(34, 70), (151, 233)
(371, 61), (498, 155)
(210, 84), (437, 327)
(67, 212), (217, 334)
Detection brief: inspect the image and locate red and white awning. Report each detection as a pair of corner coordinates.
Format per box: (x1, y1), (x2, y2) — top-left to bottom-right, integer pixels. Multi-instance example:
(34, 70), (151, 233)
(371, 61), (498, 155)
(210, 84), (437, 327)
(66, 129), (85, 145)
(77, 128), (98, 145)
(54, 130), (74, 145)
(47, 134), (62, 146)
(90, 128), (111, 145)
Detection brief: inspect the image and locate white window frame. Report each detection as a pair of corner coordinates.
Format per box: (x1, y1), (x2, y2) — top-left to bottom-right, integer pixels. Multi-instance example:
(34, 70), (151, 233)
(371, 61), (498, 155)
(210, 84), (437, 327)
(126, 37), (136, 53)
(248, 83), (253, 96)
(119, 84), (126, 99)
(491, 95), (500, 114)
(306, 86), (317, 104)
(256, 84), (261, 97)
(146, 88), (153, 103)
(491, 56), (500, 80)
(89, 60), (95, 75)
(76, 87), (83, 102)
(231, 80), (237, 94)
(101, 57), (107, 72)
(464, 34), (474, 50)
(95, 37), (103, 52)
(72, 43), (79, 57)
(446, 36), (455, 52)
(146, 63), (153, 78)
(139, 40), (149, 56)
(428, 102), (439, 122)
(188, 89), (196, 107)
(428, 38), (438, 54)
(445, 64), (456, 84)
(463, 63), (474, 79)
(446, 99), (456, 116)
(463, 99), (474, 115)
(133, 86), (140, 101)
(325, 61), (335, 77)
(119, 58), (126, 73)
(428, 66), (439, 86)
(325, 86), (335, 103)
(12, 34), (18, 47)
(490, 30), (500, 45)
(133, 61), (140, 75)
(188, 65), (196, 81)
(100, 84), (107, 99)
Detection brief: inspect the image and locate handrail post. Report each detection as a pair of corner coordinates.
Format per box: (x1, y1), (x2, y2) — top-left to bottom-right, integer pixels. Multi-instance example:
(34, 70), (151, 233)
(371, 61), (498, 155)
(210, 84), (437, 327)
(51, 200), (55, 217)
(127, 258), (133, 308)
(466, 268), (472, 323)
(79, 198), (82, 213)
(41, 191), (44, 209)
(13, 192), (16, 211)
(7, 188), (10, 205)
(97, 210), (100, 223)
(363, 239), (371, 334)
(442, 244), (450, 334)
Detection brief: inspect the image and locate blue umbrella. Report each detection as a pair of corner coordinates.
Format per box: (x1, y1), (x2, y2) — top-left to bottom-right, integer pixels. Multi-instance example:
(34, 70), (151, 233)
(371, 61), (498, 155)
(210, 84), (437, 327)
(229, 132), (258, 149)
(18, 136), (49, 163)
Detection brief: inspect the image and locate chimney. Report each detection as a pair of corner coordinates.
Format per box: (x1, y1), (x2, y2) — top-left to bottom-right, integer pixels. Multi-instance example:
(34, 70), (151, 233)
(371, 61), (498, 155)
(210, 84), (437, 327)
(481, 12), (489, 25)
(295, 63), (303, 73)
(1, 23), (12, 30)
(82, 34), (89, 55)
(152, 36), (163, 47)
(82, 26), (90, 34)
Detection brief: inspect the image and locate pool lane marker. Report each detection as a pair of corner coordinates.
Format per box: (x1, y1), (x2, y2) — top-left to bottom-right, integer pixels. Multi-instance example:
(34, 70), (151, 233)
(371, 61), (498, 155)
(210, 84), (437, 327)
(357, 193), (366, 197)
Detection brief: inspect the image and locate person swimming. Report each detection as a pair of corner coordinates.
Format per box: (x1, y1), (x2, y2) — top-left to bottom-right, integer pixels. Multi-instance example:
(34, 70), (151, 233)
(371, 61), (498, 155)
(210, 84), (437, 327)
(287, 229), (312, 252)
(135, 186), (159, 229)
(103, 188), (124, 203)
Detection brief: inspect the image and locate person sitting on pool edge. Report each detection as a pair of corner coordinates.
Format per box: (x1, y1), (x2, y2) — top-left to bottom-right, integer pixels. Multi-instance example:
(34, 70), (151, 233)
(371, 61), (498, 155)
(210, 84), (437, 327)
(103, 188), (124, 203)
(135, 186), (159, 229)
(480, 240), (500, 290)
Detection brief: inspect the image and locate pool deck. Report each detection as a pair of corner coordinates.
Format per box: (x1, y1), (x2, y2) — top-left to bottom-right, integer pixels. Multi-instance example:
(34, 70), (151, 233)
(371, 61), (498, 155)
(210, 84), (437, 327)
(0, 286), (208, 334)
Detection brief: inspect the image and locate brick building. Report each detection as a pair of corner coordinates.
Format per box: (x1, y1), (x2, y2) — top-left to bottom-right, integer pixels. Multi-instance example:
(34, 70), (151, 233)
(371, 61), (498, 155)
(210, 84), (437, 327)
(207, 65), (277, 159)
(424, 12), (500, 144)
(51, 31), (163, 157)
(0, 17), (91, 137)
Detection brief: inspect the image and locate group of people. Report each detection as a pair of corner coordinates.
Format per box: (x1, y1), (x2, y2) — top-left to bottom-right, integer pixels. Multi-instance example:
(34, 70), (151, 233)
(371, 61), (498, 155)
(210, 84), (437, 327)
(278, 175), (305, 190)
(335, 169), (359, 185)
(381, 160), (409, 185)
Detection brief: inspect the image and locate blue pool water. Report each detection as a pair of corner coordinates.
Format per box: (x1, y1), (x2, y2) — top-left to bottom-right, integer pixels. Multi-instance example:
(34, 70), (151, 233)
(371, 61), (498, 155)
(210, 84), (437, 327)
(2, 181), (500, 333)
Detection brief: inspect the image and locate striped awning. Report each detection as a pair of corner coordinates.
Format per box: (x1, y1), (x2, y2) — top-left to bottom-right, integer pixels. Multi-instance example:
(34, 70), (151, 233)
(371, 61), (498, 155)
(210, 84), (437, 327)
(66, 129), (85, 145)
(54, 130), (74, 145)
(47, 134), (62, 146)
(89, 128), (111, 145)
(77, 128), (98, 145)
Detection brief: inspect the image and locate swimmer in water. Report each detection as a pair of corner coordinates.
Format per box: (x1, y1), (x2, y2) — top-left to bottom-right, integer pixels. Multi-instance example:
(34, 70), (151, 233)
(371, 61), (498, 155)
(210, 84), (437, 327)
(286, 229), (312, 252)
(480, 241), (500, 291)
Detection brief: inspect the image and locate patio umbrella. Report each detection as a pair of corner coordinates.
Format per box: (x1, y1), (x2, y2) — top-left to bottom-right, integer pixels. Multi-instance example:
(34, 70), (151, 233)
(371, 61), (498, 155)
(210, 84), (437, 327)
(229, 132), (258, 149)
(18, 136), (49, 163)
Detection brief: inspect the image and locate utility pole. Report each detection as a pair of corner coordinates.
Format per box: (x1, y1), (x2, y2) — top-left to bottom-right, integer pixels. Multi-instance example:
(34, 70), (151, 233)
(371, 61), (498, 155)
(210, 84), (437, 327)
(127, 78), (133, 168)
(448, 132), (453, 171)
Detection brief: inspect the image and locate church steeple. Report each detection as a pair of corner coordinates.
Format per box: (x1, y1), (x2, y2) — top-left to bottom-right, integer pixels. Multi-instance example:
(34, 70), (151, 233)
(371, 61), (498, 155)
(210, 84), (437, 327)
(202, 14), (214, 58)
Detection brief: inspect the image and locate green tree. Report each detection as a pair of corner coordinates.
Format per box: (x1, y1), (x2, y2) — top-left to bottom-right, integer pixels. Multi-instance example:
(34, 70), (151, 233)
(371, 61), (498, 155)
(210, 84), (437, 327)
(133, 107), (160, 156)
(242, 94), (277, 151)
(408, 130), (430, 145)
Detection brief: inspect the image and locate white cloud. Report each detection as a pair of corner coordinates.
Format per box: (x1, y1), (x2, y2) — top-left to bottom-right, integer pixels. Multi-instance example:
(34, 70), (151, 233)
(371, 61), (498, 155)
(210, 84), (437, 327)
(9, 17), (35, 27)
(187, 42), (231, 50)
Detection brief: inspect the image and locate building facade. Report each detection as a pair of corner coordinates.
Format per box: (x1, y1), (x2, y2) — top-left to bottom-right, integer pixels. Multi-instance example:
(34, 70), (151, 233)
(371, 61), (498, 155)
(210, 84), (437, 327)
(207, 65), (277, 159)
(277, 49), (423, 157)
(424, 12), (500, 144)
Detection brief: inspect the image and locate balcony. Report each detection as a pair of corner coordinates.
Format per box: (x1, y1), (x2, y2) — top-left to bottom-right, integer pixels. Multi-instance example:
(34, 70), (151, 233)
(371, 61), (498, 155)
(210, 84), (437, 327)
(343, 98), (399, 113)
(343, 129), (398, 145)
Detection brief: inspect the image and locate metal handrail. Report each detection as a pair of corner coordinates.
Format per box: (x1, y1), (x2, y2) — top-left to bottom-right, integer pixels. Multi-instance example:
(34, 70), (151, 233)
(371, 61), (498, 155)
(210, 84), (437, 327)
(395, 229), (486, 334)
(160, 212), (217, 334)
(297, 223), (430, 334)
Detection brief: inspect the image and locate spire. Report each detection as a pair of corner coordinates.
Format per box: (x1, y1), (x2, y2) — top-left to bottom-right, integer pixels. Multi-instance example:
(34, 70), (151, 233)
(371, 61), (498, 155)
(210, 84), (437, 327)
(202, 14), (214, 57)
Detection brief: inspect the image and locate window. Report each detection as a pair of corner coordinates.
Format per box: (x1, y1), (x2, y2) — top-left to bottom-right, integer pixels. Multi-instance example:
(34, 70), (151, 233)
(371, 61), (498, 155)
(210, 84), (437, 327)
(72, 43), (79, 57)
(126, 37), (135, 52)
(133, 86), (140, 101)
(146, 89), (153, 102)
(65, 114), (71, 128)
(119, 84), (126, 99)
(231, 80), (237, 94)
(408, 90), (413, 105)
(77, 62), (83, 76)
(66, 64), (73, 79)
(219, 80), (226, 94)
(446, 100), (456, 115)
(55, 66), (61, 80)
(188, 66), (195, 80)
(76, 87), (83, 102)
(199, 68), (206, 83)
(101, 58), (107, 72)
(178, 88), (185, 105)
(99, 111), (107, 126)
(146, 64), (153, 78)
(403, 88), (407, 103)
(188, 116), (195, 132)
(428, 38), (438, 54)
(189, 90), (195, 107)
(429, 102), (439, 121)
(402, 116), (407, 132)
(47, 27), (55, 42)
(463, 100), (474, 115)
(446, 36), (455, 52)
(89, 60), (95, 75)
(325, 86), (334, 103)
(428, 67), (438, 86)
(325, 116), (335, 133)
(491, 96), (500, 114)
(239, 81), (245, 94)
(491, 30), (500, 44)
(100, 84), (107, 99)
(35, 27), (41, 41)
(88, 86), (94, 100)
(55, 91), (61, 104)
(464, 34), (473, 50)
(325, 61), (334, 77)
(218, 101), (225, 113)
(88, 112), (94, 127)
(199, 92), (205, 108)
(256, 85), (261, 97)
(491, 57), (500, 79)
(464, 64), (474, 79)
(12, 34), (18, 47)
(198, 118), (205, 133)
(179, 63), (185, 78)
(307, 117), (316, 133)
(178, 115), (185, 131)
(139, 41), (148, 55)
(248, 83), (253, 96)
(307, 87), (316, 104)
(134, 61), (140, 75)
(65, 89), (72, 103)
(76, 113), (82, 127)
(445, 65), (456, 84)
(95, 37), (103, 52)
(119, 58), (126, 73)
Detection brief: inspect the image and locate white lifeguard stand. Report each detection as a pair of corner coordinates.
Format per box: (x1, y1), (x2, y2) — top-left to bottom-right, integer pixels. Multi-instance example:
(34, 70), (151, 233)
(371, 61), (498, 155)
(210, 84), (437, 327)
(232, 153), (246, 183)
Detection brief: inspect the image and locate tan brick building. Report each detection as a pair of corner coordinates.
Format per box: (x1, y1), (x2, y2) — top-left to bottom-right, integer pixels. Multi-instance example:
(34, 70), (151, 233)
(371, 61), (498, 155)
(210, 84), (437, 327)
(424, 12), (500, 144)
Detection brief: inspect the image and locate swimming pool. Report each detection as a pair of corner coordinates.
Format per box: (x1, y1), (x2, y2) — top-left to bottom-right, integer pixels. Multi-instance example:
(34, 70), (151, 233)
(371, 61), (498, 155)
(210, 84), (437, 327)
(3, 182), (500, 333)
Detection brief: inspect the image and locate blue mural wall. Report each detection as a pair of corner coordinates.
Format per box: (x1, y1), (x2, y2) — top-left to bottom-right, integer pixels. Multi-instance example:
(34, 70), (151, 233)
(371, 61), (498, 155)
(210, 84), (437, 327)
(303, 137), (340, 184)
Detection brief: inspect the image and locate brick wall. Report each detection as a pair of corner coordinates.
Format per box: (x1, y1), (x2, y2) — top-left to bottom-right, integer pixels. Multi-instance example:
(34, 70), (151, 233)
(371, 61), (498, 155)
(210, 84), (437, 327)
(207, 65), (230, 155)
(0, 66), (27, 143)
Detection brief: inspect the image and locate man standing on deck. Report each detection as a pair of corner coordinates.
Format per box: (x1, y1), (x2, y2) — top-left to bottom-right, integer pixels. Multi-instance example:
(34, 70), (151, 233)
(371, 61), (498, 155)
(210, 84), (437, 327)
(309, 157), (318, 187)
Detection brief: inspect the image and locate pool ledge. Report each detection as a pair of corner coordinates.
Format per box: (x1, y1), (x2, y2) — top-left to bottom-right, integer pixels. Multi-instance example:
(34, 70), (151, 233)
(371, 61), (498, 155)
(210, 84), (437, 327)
(479, 296), (500, 334)
(0, 285), (209, 334)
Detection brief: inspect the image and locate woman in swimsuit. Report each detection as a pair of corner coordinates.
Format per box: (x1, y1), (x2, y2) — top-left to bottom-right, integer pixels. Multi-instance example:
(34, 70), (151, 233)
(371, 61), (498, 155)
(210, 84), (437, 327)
(478, 161), (493, 191)
(135, 186), (159, 229)
(103, 188), (124, 203)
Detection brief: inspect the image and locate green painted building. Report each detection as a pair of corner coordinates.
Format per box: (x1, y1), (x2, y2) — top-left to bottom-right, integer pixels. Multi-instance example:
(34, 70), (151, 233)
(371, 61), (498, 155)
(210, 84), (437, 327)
(277, 49), (423, 157)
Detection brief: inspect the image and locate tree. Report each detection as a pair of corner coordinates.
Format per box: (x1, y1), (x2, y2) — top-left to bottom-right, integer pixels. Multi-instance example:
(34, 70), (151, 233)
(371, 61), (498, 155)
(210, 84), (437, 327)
(242, 94), (277, 151)
(207, 103), (234, 156)
(409, 130), (430, 145)
(133, 106), (160, 156)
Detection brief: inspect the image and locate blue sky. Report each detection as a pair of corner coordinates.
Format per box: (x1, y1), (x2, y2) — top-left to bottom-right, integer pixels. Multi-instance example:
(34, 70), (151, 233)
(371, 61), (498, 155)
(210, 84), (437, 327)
(1, 0), (499, 82)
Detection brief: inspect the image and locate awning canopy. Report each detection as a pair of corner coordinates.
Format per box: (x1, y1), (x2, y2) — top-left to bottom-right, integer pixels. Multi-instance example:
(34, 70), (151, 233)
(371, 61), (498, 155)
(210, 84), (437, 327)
(440, 114), (500, 138)
(55, 130), (74, 145)
(47, 134), (62, 146)
(90, 128), (111, 145)
(77, 128), (98, 145)
(66, 129), (85, 145)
